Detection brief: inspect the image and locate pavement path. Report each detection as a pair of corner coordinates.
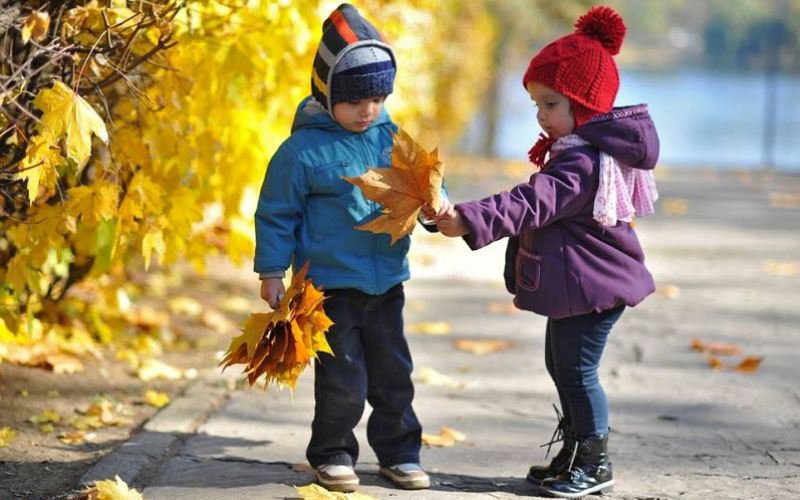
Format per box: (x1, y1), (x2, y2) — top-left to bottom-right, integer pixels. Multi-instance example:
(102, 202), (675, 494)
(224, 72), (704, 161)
(80, 169), (800, 499)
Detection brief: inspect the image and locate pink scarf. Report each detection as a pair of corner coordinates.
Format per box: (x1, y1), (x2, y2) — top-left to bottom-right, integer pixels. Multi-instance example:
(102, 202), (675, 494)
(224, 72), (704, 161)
(547, 134), (658, 226)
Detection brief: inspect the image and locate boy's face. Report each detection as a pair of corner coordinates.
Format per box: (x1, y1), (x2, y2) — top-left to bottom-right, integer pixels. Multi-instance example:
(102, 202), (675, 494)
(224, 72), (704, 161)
(332, 96), (386, 133)
(526, 81), (575, 139)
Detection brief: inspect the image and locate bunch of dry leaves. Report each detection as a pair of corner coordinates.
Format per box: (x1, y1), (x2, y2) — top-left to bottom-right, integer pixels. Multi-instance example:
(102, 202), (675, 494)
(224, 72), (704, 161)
(219, 263), (334, 389)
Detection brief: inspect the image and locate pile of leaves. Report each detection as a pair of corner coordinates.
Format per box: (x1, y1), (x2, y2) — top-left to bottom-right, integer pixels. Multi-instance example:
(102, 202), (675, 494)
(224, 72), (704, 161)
(219, 263), (333, 389)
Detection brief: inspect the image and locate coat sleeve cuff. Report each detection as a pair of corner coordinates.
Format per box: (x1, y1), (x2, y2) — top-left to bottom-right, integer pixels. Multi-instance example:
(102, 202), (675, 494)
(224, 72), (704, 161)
(258, 270), (286, 280)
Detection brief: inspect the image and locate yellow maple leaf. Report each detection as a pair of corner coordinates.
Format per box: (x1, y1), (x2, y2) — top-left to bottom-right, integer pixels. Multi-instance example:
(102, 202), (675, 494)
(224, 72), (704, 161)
(33, 81), (108, 167)
(344, 129), (444, 244)
(144, 389), (170, 408)
(0, 427), (17, 447)
(142, 229), (165, 270)
(83, 475), (144, 500)
(66, 183), (119, 224)
(29, 409), (62, 425)
(17, 135), (64, 203)
(21, 11), (50, 44)
(295, 484), (377, 500)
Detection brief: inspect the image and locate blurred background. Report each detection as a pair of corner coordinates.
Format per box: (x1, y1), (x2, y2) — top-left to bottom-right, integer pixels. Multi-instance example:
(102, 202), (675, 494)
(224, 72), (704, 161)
(456, 0), (800, 171)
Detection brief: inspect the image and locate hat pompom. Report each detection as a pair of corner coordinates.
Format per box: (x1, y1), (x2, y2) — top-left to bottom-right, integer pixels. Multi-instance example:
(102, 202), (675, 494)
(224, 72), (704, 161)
(574, 6), (626, 55)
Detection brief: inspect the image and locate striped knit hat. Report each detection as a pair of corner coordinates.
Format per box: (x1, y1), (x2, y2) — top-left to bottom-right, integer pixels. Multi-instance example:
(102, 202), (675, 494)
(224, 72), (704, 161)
(311, 4), (396, 113)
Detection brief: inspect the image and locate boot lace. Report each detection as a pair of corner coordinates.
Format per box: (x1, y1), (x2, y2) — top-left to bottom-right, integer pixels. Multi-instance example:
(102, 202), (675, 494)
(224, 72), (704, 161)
(539, 404), (567, 460)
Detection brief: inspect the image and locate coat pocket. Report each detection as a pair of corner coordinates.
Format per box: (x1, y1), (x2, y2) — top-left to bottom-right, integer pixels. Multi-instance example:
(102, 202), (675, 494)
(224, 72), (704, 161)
(515, 248), (542, 292)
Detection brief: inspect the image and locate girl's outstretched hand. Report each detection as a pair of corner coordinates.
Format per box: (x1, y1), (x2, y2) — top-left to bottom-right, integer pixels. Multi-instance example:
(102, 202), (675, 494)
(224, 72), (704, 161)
(434, 200), (469, 237)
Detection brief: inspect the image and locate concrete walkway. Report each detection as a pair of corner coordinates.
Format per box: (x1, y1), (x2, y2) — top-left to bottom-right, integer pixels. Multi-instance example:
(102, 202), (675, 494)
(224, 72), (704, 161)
(81, 169), (800, 499)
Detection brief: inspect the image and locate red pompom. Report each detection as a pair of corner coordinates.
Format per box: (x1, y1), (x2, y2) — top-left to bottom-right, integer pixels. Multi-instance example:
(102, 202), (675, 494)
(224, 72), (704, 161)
(574, 6), (626, 55)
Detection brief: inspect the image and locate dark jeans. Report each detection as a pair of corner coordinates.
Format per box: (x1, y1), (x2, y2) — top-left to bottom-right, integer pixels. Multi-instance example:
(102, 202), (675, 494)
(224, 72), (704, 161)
(544, 306), (625, 439)
(306, 284), (421, 468)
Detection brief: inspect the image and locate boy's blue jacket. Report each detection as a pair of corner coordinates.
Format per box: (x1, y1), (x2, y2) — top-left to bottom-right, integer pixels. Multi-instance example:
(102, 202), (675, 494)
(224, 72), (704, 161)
(254, 96), (409, 294)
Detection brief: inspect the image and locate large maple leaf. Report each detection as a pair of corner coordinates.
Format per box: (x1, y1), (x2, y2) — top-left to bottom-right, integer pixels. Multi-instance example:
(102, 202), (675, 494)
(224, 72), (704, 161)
(344, 129), (444, 244)
(219, 262), (334, 389)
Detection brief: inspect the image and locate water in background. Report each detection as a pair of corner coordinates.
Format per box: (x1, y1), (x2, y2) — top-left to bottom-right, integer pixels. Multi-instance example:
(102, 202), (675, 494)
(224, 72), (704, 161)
(475, 68), (800, 171)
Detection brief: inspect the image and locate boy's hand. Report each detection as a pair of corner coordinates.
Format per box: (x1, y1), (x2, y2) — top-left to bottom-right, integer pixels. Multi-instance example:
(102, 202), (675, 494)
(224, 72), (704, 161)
(434, 202), (469, 237)
(260, 277), (285, 310)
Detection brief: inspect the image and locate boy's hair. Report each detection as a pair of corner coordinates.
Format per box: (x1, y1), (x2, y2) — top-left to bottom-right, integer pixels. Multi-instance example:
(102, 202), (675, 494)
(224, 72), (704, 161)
(311, 3), (397, 113)
(522, 6), (626, 127)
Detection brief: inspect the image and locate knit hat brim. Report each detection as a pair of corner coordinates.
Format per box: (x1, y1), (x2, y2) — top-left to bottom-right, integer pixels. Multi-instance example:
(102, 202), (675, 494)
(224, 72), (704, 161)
(331, 67), (395, 104)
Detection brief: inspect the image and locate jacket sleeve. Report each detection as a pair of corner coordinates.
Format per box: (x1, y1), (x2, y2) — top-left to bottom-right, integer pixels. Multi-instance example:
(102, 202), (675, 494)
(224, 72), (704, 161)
(254, 141), (309, 274)
(456, 150), (596, 250)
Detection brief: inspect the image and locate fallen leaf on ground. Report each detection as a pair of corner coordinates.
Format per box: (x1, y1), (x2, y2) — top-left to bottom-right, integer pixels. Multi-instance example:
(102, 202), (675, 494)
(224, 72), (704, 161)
(690, 338), (742, 356)
(123, 305), (170, 329)
(762, 260), (799, 277)
(486, 302), (519, 315)
(408, 321), (452, 336)
(0, 427), (16, 447)
(414, 367), (466, 389)
(422, 426), (467, 447)
(661, 197), (689, 216)
(201, 309), (237, 334)
(295, 483), (376, 499)
(39, 423), (55, 434)
(137, 358), (184, 381)
(220, 297), (253, 314)
(167, 296), (203, 317)
(59, 430), (96, 445)
(144, 389), (170, 408)
(344, 129), (444, 244)
(219, 262), (333, 389)
(82, 475), (143, 500)
(735, 356), (763, 373)
(656, 284), (681, 299)
(453, 338), (513, 355)
(768, 192), (800, 209)
(29, 409), (61, 425)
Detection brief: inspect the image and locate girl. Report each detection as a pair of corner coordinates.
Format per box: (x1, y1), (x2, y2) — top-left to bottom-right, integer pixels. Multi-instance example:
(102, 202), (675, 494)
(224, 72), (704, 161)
(435, 6), (659, 498)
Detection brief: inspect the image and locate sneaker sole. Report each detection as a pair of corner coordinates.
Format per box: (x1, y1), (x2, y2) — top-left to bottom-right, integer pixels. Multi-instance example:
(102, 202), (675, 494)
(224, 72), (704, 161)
(379, 468), (431, 490)
(540, 479), (615, 499)
(314, 472), (359, 493)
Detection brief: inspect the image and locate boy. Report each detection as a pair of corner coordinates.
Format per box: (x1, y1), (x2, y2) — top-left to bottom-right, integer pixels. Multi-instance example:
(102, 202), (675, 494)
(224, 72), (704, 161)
(254, 3), (430, 493)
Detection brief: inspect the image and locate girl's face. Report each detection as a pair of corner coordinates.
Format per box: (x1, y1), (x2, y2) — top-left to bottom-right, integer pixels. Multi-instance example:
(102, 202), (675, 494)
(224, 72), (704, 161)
(526, 81), (575, 139)
(332, 96), (386, 132)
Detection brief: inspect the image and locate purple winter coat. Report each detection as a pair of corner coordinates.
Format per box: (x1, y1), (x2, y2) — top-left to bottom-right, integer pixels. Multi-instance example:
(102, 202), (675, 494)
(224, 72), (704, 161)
(456, 105), (659, 319)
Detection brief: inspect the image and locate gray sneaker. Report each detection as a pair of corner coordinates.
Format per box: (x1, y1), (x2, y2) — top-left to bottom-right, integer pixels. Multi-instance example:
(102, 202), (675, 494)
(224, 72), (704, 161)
(379, 463), (431, 490)
(314, 464), (359, 493)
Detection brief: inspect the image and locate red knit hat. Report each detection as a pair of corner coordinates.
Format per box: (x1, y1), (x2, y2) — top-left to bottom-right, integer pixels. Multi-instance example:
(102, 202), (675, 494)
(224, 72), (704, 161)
(523, 6), (626, 127)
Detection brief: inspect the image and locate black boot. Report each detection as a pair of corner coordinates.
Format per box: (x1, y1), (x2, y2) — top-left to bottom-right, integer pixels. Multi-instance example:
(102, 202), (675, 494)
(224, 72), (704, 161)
(539, 434), (614, 498)
(526, 405), (575, 484)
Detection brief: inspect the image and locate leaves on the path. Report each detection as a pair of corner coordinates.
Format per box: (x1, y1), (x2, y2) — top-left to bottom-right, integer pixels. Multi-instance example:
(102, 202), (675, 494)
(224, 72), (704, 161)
(735, 356), (764, 373)
(486, 302), (520, 315)
(768, 192), (800, 209)
(0, 427), (16, 447)
(344, 129), (444, 244)
(414, 367), (466, 389)
(408, 321), (452, 336)
(81, 475), (144, 500)
(136, 358), (184, 382)
(59, 430), (96, 445)
(661, 197), (689, 216)
(656, 284), (681, 300)
(219, 263), (333, 389)
(295, 484), (376, 499)
(762, 260), (799, 277)
(453, 338), (513, 355)
(167, 296), (203, 317)
(690, 338), (763, 373)
(422, 426), (467, 447)
(29, 409), (62, 425)
(144, 389), (170, 408)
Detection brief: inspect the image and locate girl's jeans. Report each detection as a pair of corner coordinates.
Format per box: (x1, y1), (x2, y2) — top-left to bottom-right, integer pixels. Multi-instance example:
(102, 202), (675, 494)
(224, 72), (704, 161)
(544, 305), (625, 438)
(306, 284), (421, 468)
